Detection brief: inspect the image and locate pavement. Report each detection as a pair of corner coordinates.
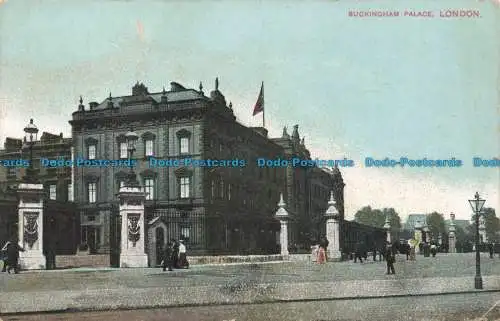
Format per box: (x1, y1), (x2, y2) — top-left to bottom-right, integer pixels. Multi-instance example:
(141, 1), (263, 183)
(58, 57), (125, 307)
(1, 253), (499, 315)
(3, 292), (500, 321)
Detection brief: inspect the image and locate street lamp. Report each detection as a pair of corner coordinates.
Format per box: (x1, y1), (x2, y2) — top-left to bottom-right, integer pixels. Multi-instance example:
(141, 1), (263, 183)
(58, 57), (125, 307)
(125, 127), (139, 187)
(469, 191), (486, 289)
(383, 214), (391, 243)
(23, 118), (39, 184)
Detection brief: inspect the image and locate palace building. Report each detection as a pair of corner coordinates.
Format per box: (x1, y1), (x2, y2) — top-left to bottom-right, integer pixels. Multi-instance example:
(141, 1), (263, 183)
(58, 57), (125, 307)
(68, 79), (345, 259)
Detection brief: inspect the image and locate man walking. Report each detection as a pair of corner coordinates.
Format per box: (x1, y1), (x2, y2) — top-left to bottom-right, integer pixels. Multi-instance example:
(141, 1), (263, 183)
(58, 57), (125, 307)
(162, 241), (173, 272)
(1, 241), (11, 272)
(6, 237), (24, 274)
(354, 241), (364, 263)
(385, 242), (396, 275)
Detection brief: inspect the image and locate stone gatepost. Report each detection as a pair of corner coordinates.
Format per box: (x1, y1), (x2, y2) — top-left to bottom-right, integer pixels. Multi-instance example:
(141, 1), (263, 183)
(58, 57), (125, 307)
(118, 186), (148, 267)
(479, 215), (487, 243)
(414, 221), (423, 254)
(324, 191), (341, 261)
(384, 214), (391, 243)
(275, 193), (289, 257)
(448, 213), (456, 253)
(17, 183), (46, 270)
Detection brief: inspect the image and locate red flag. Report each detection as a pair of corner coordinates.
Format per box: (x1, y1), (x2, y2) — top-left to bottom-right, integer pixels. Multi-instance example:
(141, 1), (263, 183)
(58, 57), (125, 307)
(253, 82), (264, 116)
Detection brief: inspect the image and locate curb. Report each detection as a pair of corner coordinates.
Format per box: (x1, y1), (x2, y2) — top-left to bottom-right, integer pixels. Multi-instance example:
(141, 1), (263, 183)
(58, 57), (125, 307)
(2, 289), (500, 316)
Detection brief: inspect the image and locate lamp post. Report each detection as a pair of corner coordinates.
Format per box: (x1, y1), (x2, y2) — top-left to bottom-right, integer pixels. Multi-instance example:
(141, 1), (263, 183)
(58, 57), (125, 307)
(22, 119), (39, 184)
(469, 191), (486, 289)
(125, 127), (139, 187)
(383, 214), (391, 243)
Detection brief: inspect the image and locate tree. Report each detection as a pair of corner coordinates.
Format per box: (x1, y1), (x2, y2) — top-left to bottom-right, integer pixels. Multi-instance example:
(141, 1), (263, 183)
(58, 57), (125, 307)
(426, 212), (446, 241)
(354, 206), (401, 231)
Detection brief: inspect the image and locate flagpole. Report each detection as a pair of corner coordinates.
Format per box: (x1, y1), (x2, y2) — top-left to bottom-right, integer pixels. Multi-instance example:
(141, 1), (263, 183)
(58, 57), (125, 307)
(262, 81), (265, 128)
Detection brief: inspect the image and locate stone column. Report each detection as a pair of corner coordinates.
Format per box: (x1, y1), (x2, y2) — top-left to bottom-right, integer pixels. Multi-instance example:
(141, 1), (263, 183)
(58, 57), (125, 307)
(275, 193), (289, 257)
(384, 214), (391, 243)
(17, 183), (46, 270)
(479, 215), (487, 243)
(414, 221), (423, 254)
(324, 191), (341, 261)
(448, 213), (456, 253)
(118, 186), (148, 267)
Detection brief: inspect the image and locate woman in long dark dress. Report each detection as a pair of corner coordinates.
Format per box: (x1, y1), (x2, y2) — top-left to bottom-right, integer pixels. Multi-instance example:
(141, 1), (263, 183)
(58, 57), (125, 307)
(162, 242), (173, 272)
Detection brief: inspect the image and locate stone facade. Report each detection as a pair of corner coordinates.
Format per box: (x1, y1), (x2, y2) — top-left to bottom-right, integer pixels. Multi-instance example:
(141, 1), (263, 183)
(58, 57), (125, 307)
(68, 80), (345, 256)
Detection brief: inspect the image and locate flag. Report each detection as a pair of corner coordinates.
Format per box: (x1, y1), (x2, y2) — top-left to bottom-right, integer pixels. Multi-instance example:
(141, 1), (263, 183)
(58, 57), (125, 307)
(253, 82), (264, 116)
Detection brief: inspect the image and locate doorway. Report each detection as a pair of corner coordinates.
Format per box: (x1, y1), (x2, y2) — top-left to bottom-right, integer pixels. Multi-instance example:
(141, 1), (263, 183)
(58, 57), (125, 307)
(155, 227), (165, 266)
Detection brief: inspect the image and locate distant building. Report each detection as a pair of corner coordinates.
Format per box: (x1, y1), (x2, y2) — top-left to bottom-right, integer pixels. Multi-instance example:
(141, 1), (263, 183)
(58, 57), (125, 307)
(0, 132), (72, 202)
(404, 214), (427, 230)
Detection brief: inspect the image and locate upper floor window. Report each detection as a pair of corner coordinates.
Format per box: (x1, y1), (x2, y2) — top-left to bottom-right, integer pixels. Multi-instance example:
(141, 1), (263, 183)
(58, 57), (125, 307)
(179, 177), (190, 198)
(142, 132), (156, 157)
(211, 180), (215, 198)
(176, 129), (191, 155)
(88, 145), (96, 160)
(119, 142), (128, 159)
(85, 138), (98, 160)
(68, 183), (73, 202)
(49, 184), (57, 200)
(144, 178), (154, 200)
(87, 182), (97, 203)
(220, 179), (224, 198)
(180, 137), (189, 154)
(228, 184), (231, 201)
(145, 140), (154, 157)
(7, 167), (16, 178)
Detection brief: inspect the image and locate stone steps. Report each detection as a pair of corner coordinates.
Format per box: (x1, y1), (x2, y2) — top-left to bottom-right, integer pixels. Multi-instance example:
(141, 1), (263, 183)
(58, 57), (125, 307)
(56, 254), (110, 268)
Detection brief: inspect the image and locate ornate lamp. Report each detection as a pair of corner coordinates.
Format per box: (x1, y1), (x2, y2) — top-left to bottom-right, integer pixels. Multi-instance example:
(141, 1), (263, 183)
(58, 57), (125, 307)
(125, 127), (139, 187)
(468, 192), (486, 289)
(22, 119), (39, 183)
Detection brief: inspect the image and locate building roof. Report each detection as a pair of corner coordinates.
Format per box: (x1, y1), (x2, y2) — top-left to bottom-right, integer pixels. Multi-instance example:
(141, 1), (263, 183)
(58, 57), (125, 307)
(404, 214), (427, 230)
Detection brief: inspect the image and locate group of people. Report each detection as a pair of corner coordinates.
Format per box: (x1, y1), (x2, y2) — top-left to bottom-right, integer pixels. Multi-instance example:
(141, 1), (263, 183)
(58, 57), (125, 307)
(314, 237), (397, 275)
(161, 239), (189, 272)
(1, 237), (25, 274)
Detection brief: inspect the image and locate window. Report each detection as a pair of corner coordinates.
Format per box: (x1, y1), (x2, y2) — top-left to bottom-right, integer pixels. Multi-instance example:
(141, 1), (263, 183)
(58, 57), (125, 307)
(180, 137), (189, 154)
(119, 142), (128, 159)
(144, 178), (154, 200)
(88, 145), (96, 160)
(228, 184), (231, 200)
(211, 180), (215, 198)
(145, 139), (154, 157)
(180, 177), (190, 198)
(68, 183), (73, 201)
(7, 167), (16, 178)
(220, 179), (224, 198)
(49, 184), (57, 200)
(88, 182), (97, 203)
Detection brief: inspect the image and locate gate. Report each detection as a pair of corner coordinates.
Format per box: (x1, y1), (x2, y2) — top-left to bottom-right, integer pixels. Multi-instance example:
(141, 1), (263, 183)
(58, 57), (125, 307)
(109, 204), (121, 267)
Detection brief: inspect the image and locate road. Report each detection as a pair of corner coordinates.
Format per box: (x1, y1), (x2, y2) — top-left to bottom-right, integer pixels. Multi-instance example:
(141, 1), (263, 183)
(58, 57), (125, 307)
(2, 253), (499, 293)
(2, 292), (500, 321)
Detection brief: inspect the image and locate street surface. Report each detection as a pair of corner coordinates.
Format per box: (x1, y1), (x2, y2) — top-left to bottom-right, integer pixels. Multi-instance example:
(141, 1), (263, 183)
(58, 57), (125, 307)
(2, 292), (500, 321)
(2, 253), (499, 292)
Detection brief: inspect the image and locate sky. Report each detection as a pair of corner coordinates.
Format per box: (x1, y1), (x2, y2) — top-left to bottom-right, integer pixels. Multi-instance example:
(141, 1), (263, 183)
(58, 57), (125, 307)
(0, 0), (498, 221)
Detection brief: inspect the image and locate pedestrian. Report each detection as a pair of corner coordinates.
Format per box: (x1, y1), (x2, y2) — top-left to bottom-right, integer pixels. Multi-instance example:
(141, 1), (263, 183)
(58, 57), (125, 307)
(372, 248), (377, 261)
(430, 243), (437, 257)
(6, 237), (24, 274)
(1, 241), (11, 272)
(178, 240), (189, 269)
(162, 241), (173, 272)
(354, 241), (364, 263)
(385, 242), (396, 275)
(489, 243), (494, 259)
(317, 236), (328, 263)
(171, 239), (179, 269)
